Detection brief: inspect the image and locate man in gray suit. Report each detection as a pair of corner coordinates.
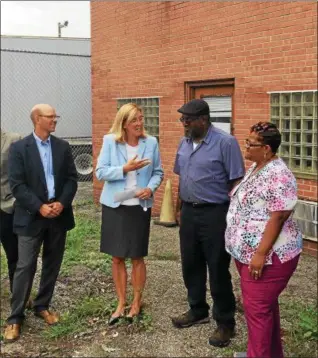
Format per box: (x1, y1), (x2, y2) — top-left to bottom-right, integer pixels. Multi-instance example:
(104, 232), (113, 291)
(1, 129), (22, 292)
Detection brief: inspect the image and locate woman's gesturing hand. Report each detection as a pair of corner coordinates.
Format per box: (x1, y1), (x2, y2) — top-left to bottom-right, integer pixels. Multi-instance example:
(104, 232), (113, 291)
(135, 188), (153, 200)
(123, 155), (151, 173)
(248, 252), (266, 280)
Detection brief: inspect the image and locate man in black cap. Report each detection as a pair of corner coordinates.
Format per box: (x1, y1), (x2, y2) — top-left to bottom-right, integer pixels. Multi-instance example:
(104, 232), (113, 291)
(172, 99), (245, 347)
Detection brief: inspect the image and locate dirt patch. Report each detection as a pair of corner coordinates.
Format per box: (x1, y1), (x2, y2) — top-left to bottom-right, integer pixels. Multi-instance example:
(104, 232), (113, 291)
(1, 205), (317, 357)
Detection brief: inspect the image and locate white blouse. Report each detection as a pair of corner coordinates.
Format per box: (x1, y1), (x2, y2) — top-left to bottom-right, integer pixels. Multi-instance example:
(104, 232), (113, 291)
(122, 144), (140, 206)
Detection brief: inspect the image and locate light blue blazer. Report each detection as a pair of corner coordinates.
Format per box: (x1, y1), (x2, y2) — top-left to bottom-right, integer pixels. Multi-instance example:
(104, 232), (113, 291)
(96, 134), (164, 208)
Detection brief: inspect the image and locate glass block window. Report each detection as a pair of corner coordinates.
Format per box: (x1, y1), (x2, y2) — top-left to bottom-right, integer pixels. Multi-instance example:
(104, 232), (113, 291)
(117, 97), (159, 141)
(270, 91), (317, 178)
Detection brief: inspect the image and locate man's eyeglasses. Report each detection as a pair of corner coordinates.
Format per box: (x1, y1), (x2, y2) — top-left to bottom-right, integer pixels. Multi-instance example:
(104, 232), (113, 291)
(39, 115), (61, 120)
(179, 116), (200, 123)
(245, 139), (264, 149)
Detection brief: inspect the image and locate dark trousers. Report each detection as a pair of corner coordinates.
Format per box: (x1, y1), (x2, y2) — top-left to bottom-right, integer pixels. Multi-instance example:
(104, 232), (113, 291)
(179, 202), (236, 327)
(0, 209), (18, 292)
(7, 223), (66, 324)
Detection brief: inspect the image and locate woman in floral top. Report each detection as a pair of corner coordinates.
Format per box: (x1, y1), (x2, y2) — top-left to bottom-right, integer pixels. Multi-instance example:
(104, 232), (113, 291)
(225, 122), (302, 358)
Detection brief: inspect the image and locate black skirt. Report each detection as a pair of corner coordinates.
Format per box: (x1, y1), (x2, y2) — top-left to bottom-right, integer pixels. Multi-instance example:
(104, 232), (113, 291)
(100, 205), (151, 258)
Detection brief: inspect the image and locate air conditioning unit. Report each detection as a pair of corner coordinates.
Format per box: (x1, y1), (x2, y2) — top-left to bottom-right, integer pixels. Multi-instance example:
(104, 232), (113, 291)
(293, 200), (317, 241)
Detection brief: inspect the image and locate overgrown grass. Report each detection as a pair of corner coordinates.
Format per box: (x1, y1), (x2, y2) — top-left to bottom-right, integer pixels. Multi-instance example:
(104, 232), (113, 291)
(213, 300), (318, 357)
(1, 211), (154, 343)
(0, 214), (111, 278)
(131, 310), (153, 332)
(149, 252), (179, 261)
(0, 252), (9, 342)
(42, 295), (117, 339)
(42, 295), (153, 339)
(280, 300), (318, 357)
(0, 248), (10, 302)
(0, 247), (8, 279)
(0, 318), (5, 342)
(61, 216), (112, 275)
(73, 198), (95, 208)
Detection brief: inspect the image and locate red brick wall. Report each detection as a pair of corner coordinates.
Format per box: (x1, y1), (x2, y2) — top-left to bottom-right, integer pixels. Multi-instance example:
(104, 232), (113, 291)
(91, 1), (317, 216)
(303, 239), (318, 258)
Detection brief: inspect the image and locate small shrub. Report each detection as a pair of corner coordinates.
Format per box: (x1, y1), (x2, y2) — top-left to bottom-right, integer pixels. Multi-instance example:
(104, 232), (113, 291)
(298, 305), (318, 340)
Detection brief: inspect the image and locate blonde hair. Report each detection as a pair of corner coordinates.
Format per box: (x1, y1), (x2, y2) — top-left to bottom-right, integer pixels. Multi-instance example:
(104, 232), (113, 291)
(109, 103), (146, 143)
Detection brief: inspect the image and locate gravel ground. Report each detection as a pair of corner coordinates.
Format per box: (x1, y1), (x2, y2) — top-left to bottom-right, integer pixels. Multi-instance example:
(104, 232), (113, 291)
(71, 220), (317, 358)
(1, 197), (317, 357)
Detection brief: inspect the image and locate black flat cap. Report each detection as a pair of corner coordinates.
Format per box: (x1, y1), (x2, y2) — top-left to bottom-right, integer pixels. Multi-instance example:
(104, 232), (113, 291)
(177, 99), (210, 116)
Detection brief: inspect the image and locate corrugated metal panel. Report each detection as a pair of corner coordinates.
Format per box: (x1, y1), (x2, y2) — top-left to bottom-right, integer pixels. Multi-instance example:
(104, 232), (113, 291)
(1, 50), (91, 138)
(1, 36), (90, 55)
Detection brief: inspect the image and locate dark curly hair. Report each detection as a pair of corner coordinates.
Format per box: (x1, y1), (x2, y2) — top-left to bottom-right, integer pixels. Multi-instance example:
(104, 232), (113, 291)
(250, 122), (281, 154)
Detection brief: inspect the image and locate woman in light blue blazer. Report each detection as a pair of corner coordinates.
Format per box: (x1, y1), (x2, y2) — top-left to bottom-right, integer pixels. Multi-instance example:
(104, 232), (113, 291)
(96, 103), (164, 324)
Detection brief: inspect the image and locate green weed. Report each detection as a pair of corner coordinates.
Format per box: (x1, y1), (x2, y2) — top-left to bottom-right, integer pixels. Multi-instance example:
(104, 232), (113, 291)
(60, 216), (111, 275)
(0, 247), (8, 279)
(149, 252), (179, 261)
(73, 198), (95, 208)
(280, 300), (318, 357)
(298, 305), (318, 340)
(136, 311), (153, 331)
(42, 295), (116, 339)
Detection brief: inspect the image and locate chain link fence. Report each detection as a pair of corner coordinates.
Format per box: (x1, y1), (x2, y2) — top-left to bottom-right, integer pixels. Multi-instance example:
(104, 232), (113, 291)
(1, 48), (93, 186)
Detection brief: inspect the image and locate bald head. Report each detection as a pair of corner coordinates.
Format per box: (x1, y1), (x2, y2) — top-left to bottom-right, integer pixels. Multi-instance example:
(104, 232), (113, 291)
(30, 104), (58, 136)
(30, 104), (55, 123)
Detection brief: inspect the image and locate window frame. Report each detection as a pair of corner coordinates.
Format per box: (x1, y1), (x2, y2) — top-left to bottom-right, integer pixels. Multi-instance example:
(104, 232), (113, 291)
(116, 97), (160, 142)
(184, 78), (235, 134)
(268, 90), (317, 180)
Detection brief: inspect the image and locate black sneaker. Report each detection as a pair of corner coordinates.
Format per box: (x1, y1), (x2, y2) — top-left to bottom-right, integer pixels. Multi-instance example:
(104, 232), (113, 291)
(208, 325), (236, 347)
(171, 310), (209, 329)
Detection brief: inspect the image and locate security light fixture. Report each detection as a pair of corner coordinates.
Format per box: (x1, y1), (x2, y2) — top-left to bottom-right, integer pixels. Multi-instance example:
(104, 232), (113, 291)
(58, 21), (69, 37)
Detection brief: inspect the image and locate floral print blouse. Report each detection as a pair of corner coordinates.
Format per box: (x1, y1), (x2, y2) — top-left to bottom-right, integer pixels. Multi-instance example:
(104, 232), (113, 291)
(225, 158), (302, 265)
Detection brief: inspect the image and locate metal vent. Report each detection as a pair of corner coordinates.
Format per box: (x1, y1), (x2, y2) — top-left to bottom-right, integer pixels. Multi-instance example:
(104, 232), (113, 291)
(293, 200), (317, 241)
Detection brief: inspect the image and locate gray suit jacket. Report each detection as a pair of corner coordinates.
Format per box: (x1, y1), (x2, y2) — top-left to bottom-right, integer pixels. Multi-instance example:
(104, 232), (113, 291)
(1, 130), (22, 213)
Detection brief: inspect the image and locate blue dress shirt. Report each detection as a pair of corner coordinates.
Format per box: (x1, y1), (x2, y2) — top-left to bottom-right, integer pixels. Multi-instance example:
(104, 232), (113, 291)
(33, 132), (55, 200)
(174, 125), (245, 204)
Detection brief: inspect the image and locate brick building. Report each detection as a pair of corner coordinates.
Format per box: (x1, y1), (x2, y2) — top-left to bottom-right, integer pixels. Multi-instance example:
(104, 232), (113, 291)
(91, 1), (317, 254)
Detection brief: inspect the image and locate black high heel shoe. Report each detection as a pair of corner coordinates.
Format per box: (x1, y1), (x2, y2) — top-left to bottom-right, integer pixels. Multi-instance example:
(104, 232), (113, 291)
(125, 307), (143, 324)
(108, 312), (124, 326)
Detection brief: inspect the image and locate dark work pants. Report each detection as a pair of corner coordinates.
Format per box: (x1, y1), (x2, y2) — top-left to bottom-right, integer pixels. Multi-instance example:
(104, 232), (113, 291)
(0, 209), (18, 292)
(7, 223), (66, 324)
(179, 202), (236, 328)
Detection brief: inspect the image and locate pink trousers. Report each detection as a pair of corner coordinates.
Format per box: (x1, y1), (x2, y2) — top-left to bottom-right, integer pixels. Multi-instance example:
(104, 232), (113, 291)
(235, 253), (300, 358)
